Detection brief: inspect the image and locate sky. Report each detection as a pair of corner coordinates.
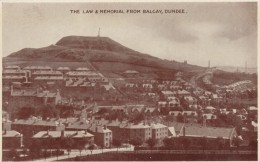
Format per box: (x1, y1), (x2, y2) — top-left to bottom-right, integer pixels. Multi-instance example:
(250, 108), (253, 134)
(2, 2), (257, 68)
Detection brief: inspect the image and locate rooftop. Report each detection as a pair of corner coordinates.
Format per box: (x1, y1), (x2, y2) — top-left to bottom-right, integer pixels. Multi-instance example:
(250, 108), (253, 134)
(57, 67), (70, 70)
(33, 130), (94, 138)
(32, 71), (63, 75)
(2, 130), (22, 138)
(24, 66), (52, 70)
(151, 123), (167, 129)
(161, 91), (174, 95)
(125, 123), (151, 129)
(123, 70), (139, 74)
(76, 67), (90, 71)
(179, 126), (236, 139)
(3, 69), (27, 74)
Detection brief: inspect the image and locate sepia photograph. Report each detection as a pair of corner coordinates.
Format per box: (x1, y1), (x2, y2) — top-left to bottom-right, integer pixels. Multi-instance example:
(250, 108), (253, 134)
(1, 1), (258, 161)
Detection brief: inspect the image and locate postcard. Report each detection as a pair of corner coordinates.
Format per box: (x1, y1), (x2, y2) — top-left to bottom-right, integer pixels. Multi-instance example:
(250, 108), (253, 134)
(1, 1), (258, 161)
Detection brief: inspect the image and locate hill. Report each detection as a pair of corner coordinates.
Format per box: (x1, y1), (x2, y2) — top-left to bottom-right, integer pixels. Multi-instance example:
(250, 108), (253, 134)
(5, 36), (205, 78)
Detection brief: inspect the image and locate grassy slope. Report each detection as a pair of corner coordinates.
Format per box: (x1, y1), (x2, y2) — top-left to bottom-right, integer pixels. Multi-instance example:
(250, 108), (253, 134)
(5, 36), (204, 75)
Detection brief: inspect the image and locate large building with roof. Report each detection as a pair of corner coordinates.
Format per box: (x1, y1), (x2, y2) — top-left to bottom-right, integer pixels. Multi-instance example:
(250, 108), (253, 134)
(88, 125), (112, 148)
(151, 123), (168, 140)
(11, 117), (65, 146)
(24, 66), (52, 72)
(32, 130), (94, 149)
(178, 125), (238, 147)
(6, 88), (62, 111)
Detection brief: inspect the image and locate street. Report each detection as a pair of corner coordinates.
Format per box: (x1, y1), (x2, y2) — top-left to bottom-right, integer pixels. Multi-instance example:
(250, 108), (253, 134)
(33, 145), (134, 162)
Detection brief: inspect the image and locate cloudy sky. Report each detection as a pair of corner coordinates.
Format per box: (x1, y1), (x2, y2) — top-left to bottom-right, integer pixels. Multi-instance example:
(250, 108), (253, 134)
(2, 2), (257, 68)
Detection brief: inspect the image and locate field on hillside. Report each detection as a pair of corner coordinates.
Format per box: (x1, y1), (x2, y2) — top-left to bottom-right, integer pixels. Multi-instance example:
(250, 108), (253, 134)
(212, 70), (257, 85)
(91, 61), (177, 79)
(3, 57), (91, 69)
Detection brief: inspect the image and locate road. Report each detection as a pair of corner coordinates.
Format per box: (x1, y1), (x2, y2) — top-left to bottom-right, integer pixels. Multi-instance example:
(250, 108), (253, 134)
(33, 146), (134, 162)
(190, 69), (215, 91)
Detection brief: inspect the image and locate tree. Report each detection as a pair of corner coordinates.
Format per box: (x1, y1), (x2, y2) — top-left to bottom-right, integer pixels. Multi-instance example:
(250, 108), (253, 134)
(165, 115), (174, 125)
(216, 137), (225, 150)
(100, 144), (105, 154)
(41, 141), (49, 160)
(63, 137), (74, 159)
(179, 137), (191, 151)
(9, 148), (18, 160)
(146, 138), (157, 153)
(163, 137), (175, 150)
(233, 136), (242, 151)
(130, 138), (143, 152)
(113, 139), (122, 152)
(177, 113), (184, 122)
(88, 144), (95, 155)
(41, 105), (57, 120)
(29, 140), (42, 160)
(200, 137), (208, 152)
(54, 139), (61, 160)
(16, 107), (35, 119)
(21, 146), (28, 157)
(249, 139), (257, 150)
(76, 143), (85, 156)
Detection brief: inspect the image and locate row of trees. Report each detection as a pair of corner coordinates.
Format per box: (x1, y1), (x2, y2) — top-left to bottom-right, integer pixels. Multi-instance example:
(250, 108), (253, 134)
(7, 137), (96, 161)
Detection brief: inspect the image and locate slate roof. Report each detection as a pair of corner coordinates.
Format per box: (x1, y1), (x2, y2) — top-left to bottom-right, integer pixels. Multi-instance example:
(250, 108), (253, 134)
(33, 130), (94, 138)
(57, 67), (70, 71)
(179, 126), (236, 139)
(3, 69), (27, 74)
(151, 123), (167, 129)
(34, 76), (63, 80)
(174, 90), (190, 95)
(5, 65), (20, 69)
(88, 126), (112, 133)
(76, 67), (90, 71)
(161, 91), (174, 95)
(24, 66), (52, 70)
(32, 71), (62, 75)
(12, 118), (62, 127)
(124, 123), (150, 129)
(2, 130), (22, 138)
(166, 122), (184, 134)
(123, 70), (139, 74)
